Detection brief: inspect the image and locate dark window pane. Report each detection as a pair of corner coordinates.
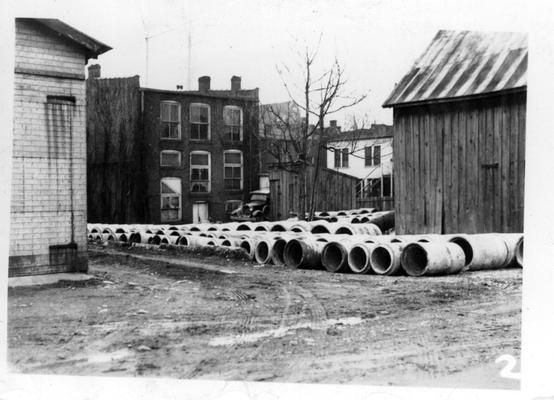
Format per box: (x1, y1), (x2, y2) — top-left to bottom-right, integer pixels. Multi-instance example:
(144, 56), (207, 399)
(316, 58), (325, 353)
(200, 169), (209, 180)
(224, 152), (241, 164)
(334, 150), (340, 168)
(191, 169), (200, 180)
(373, 145), (381, 166)
(224, 166), (232, 178)
(191, 153), (209, 165)
(342, 148), (349, 168)
(365, 147), (372, 166)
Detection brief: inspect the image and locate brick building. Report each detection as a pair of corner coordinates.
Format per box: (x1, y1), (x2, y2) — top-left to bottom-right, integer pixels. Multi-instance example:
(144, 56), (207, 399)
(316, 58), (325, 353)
(10, 18), (110, 276)
(87, 71), (260, 224)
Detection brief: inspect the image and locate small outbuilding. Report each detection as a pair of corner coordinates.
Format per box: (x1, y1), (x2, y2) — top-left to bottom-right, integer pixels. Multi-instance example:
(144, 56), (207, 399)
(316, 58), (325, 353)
(383, 30), (527, 234)
(10, 18), (110, 276)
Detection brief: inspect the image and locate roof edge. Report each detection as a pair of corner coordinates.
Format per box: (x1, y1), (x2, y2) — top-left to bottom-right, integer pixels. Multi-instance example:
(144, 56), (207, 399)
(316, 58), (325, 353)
(382, 86), (526, 108)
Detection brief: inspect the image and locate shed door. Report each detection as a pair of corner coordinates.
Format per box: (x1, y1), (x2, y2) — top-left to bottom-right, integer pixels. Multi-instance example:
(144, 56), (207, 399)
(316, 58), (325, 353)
(192, 202), (209, 224)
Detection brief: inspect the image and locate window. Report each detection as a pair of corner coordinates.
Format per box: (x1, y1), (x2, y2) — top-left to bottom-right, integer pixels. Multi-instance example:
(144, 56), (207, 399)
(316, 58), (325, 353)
(341, 148), (349, 168)
(161, 101), (180, 139)
(223, 106), (243, 141)
(373, 145), (381, 166)
(224, 150), (243, 190)
(190, 151), (211, 192)
(364, 145), (382, 167)
(382, 175), (392, 197)
(160, 150), (181, 167)
(365, 178), (382, 197)
(334, 149), (341, 168)
(190, 103), (210, 140)
(160, 178), (181, 221)
(333, 147), (349, 168)
(364, 147), (372, 166)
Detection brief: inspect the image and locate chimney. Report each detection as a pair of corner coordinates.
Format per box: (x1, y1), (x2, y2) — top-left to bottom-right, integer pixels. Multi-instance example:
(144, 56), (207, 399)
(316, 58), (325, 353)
(330, 120), (337, 128)
(198, 76), (211, 92)
(88, 64), (101, 79)
(231, 76), (241, 91)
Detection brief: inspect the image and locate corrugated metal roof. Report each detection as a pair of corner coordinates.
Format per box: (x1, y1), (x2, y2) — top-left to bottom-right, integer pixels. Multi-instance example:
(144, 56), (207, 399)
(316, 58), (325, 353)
(17, 18), (112, 59)
(383, 30), (527, 107)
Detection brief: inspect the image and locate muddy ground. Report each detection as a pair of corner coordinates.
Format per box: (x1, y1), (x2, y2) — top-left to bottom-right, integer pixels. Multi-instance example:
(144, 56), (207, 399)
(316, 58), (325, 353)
(8, 244), (522, 390)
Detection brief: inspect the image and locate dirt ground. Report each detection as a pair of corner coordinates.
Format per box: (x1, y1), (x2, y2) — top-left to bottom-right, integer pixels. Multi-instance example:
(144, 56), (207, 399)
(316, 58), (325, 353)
(8, 244), (522, 390)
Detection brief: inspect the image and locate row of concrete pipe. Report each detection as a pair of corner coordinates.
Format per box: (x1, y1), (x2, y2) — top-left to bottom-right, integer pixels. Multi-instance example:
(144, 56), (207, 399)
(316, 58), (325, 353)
(87, 218), (523, 277)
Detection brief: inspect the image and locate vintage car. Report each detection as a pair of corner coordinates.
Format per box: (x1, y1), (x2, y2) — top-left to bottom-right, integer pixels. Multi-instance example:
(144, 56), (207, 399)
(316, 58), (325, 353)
(229, 190), (270, 221)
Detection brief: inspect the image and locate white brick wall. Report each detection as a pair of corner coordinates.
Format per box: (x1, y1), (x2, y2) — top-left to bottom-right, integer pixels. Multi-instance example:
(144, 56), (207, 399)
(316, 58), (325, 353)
(15, 20), (85, 76)
(10, 20), (87, 273)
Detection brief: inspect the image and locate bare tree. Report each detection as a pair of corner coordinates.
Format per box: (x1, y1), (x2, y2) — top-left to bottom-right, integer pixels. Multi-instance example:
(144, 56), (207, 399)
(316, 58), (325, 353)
(259, 47), (368, 220)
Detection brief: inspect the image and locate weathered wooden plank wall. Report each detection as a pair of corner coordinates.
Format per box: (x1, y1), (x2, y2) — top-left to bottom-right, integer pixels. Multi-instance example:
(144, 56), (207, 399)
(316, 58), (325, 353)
(268, 166), (357, 220)
(86, 76), (147, 223)
(393, 92), (526, 234)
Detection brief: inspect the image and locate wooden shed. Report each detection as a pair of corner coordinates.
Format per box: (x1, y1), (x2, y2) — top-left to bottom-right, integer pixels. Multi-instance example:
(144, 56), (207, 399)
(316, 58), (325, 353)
(268, 164), (358, 221)
(383, 30), (527, 234)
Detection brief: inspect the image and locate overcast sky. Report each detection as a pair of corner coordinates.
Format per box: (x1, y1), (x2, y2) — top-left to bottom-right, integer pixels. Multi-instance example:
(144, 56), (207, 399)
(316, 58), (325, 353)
(8, 0), (536, 126)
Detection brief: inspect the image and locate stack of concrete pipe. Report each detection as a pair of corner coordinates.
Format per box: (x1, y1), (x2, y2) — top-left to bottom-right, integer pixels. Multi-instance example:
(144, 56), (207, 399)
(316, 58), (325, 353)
(87, 215), (524, 276)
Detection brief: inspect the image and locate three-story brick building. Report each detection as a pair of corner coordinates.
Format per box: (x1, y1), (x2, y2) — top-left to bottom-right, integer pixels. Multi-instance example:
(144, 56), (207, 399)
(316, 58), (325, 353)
(87, 70), (259, 224)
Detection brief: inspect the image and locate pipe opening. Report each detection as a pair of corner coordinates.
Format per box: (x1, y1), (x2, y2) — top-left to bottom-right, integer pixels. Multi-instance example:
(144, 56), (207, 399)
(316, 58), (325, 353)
(272, 239), (286, 264)
(348, 246), (367, 273)
(150, 235), (161, 245)
(450, 237), (473, 266)
(240, 241), (251, 253)
(285, 240), (303, 268)
(516, 238), (524, 266)
(270, 224), (286, 232)
(401, 244), (428, 276)
(221, 239), (232, 246)
(256, 242), (270, 263)
(178, 236), (189, 246)
(323, 244), (345, 272)
(390, 238), (404, 243)
(370, 246), (392, 274)
(161, 237), (169, 244)
(237, 224), (251, 231)
(311, 225), (330, 234)
(254, 226), (268, 231)
(335, 227), (353, 235)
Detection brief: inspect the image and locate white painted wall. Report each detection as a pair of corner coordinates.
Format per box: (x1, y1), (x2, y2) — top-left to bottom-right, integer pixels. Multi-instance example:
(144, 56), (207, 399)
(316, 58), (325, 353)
(326, 137), (393, 180)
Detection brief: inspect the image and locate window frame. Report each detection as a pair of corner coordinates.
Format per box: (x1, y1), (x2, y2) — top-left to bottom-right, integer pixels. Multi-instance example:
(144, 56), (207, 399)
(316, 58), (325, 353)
(223, 105), (243, 142)
(189, 103), (211, 141)
(160, 101), (181, 140)
(160, 177), (182, 222)
(341, 148), (349, 168)
(364, 146), (372, 167)
(160, 150), (182, 167)
(190, 150), (211, 193)
(223, 149), (243, 190)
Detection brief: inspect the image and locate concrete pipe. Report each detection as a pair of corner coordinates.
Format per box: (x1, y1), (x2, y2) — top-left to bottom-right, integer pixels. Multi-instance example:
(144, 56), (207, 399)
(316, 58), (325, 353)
(129, 232), (154, 244)
(236, 222), (253, 231)
(401, 242), (466, 276)
(448, 234), (511, 271)
(358, 208), (378, 214)
(150, 235), (163, 245)
(254, 239), (276, 264)
(115, 232), (128, 242)
(348, 243), (377, 274)
(515, 236), (524, 267)
(220, 222), (240, 232)
(289, 221), (312, 233)
(269, 234), (307, 265)
(321, 237), (361, 273)
(369, 242), (405, 275)
(365, 211), (395, 232)
(253, 222), (271, 232)
(416, 234), (456, 243)
(239, 239), (257, 260)
(491, 233), (523, 268)
(310, 220), (331, 234)
(284, 238), (326, 269)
